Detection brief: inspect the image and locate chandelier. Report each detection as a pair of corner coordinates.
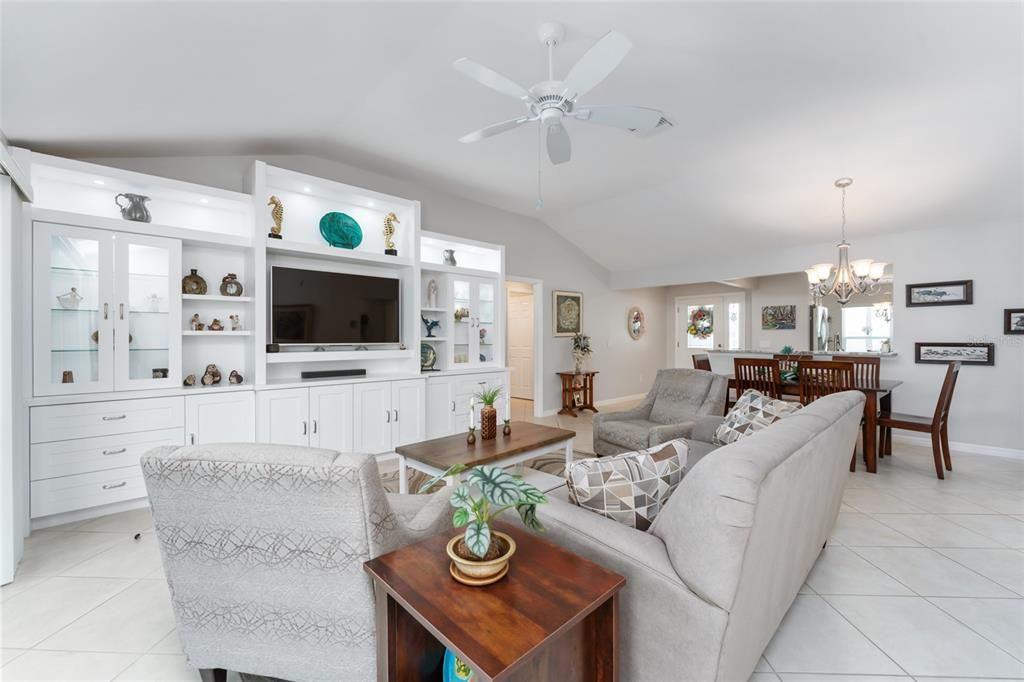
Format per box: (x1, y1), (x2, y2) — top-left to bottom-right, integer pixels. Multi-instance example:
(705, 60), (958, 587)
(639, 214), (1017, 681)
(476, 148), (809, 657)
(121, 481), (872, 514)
(805, 177), (887, 305)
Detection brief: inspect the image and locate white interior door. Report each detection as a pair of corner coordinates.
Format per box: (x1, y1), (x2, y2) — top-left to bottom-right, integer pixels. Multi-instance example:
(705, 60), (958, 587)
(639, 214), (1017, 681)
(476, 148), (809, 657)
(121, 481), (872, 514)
(185, 392), (255, 445)
(391, 379), (425, 447)
(353, 381), (392, 453)
(675, 296), (723, 368)
(256, 388), (309, 446)
(507, 289), (534, 399)
(310, 385), (353, 452)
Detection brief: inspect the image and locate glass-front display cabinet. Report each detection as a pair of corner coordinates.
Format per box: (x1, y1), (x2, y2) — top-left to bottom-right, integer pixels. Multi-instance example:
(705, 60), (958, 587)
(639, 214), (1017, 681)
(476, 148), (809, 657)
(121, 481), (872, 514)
(451, 275), (500, 369)
(33, 223), (181, 396)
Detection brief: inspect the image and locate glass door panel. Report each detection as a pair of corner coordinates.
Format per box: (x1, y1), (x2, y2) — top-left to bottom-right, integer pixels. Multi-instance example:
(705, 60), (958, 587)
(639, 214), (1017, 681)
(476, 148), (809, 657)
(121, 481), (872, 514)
(34, 224), (114, 395)
(452, 279), (472, 366)
(115, 235), (181, 390)
(478, 281), (495, 364)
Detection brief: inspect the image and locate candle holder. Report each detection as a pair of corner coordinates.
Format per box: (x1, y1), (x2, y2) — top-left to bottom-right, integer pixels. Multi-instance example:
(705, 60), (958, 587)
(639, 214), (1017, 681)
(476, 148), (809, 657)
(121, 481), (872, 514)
(466, 427), (477, 445)
(502, 419), (512, 437)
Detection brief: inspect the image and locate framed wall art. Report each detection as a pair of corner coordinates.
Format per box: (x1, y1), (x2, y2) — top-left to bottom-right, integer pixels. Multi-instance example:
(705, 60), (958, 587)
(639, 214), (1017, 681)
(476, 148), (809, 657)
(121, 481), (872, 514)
(906, 280), (973, 307)
(553, 290), (583, 337)
(915, 342), (994, 366)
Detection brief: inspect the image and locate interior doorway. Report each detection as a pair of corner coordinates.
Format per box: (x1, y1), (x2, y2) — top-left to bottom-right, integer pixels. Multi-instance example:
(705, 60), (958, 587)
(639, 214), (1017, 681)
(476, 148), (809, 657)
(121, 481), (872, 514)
(505, 277), (543, 419)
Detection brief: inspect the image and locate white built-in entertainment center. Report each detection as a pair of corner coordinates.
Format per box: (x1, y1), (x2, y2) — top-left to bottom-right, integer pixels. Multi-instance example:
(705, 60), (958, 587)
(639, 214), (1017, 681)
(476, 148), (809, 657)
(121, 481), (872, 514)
(16, 151), (508, 527)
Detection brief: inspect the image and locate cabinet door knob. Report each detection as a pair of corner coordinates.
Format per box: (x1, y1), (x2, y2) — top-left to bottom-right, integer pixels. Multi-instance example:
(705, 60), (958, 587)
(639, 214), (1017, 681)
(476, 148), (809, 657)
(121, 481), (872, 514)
(394, 409), (399, 422)
(103, 302), (109, 320)
(312, 419), (318, 434)
(102, 481), (127, 490)
(102, 447), (127, 456)
(190, 433), (196, 445)
(386, 410), (391, 423)
(102, 414), (127, 421)
(302, 421), (308, 435)
(450, 400), (455, 412)
(119, 303), (125, 320)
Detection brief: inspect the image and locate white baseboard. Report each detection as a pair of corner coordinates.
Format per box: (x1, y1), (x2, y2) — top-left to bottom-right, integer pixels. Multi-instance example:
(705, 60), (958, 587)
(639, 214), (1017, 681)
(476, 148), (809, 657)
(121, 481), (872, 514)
(31, 497), (150, 532)
(892, 435), (1024, 461)
(540, 393), (646, 418)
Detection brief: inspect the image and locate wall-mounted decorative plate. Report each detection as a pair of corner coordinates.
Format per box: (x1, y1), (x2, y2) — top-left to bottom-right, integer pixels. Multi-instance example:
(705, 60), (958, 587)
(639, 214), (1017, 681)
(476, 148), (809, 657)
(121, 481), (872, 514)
(319, 212), (363, 249)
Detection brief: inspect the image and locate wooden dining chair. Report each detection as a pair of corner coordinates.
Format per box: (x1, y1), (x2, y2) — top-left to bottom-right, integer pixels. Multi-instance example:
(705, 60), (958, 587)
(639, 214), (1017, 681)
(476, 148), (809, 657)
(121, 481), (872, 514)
(692, 354), (712, 371)
(734, 358), (782, 400)
(798, 360), (854, 406)
(832, 355), (880, 387)
(774, 353), (813, 376)
(879, 362), (961, 480)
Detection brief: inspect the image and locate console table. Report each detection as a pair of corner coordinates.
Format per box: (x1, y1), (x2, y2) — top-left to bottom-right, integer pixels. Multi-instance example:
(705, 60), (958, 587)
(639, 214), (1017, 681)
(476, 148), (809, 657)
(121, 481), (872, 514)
(364, 522), (624, 681)
(557, 371), (599, 418)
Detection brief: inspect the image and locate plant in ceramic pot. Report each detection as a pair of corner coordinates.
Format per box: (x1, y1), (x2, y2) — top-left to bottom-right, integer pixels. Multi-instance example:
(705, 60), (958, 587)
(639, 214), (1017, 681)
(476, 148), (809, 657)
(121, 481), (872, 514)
(420, 464), (547, 586)
(474, 385), (502, 440)
(572, 332), (592, 374)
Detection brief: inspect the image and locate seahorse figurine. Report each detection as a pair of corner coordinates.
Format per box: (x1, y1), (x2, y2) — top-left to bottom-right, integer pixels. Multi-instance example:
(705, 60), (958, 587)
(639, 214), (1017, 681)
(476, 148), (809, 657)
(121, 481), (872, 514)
(267, 195), (284, 239)
(383, 212), (399, 255)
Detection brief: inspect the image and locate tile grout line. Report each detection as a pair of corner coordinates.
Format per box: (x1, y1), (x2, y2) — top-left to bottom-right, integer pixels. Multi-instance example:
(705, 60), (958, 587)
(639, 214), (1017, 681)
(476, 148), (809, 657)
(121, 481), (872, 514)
(845, 544), (1016, 599)
(924, 595), (1024, 666)
(24, 576), (143, 651)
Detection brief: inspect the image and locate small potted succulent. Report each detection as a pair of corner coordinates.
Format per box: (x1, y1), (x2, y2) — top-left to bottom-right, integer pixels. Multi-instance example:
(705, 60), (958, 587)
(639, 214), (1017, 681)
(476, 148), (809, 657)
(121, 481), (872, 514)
(420, 464), (547, 586)
(474, 385), (503, 440)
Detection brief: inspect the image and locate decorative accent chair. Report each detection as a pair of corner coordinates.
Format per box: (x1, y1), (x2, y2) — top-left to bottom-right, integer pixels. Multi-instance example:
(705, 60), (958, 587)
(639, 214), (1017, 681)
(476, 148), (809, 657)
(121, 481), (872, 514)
(593, 368), (728, 456)
(879, 361), (961, 479)
(142, 444), (450, 682)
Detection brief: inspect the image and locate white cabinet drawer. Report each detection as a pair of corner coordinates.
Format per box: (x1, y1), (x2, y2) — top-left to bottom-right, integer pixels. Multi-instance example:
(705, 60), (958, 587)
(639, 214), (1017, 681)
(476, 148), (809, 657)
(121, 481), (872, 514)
(31, 466), (147, 519)
(31, 397), (184, 443)
(31, 428), (184, 481)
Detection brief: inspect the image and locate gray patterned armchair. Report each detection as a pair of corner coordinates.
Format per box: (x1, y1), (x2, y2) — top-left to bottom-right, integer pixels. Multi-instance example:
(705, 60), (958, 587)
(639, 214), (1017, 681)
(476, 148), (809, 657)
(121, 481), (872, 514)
(142, 444), (450, 682)
(593, 368), (728, 456)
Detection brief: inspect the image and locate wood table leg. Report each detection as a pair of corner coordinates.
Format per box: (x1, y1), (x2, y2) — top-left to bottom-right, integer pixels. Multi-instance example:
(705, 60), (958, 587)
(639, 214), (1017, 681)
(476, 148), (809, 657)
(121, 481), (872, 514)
(880, 391), (893, 455)
(864, 391), (878, 474)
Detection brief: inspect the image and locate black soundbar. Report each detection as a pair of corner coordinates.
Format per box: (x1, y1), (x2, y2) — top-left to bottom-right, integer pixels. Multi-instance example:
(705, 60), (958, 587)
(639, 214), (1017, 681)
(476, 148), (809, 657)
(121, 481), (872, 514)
(300, 369), (367, 380)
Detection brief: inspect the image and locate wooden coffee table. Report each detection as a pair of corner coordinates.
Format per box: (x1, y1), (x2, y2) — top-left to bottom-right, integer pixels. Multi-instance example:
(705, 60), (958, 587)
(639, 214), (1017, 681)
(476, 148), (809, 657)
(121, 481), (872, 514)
(394, 422), (575, 494)
(364, 521), (624, 681)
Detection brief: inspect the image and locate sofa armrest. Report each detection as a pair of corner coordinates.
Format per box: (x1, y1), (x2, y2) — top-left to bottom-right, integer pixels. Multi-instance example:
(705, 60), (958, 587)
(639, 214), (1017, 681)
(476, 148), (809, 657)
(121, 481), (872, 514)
(648, 421), (695, 445)
(593, 404), (650, 429)
(691, 415), (724, 444)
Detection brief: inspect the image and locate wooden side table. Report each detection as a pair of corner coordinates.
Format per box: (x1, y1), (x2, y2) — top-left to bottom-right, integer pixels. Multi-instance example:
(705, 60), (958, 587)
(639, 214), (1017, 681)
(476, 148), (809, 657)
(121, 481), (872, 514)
(364, 522), (624, 681)
(557, 371), (599, 418)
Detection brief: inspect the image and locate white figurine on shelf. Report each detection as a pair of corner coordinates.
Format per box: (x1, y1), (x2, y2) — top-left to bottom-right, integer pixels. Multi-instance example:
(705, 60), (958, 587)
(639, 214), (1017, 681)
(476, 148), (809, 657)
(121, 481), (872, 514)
(229, 314), (241, 331)
(426, 279), (439, 308)
(190, 314), (204, 331)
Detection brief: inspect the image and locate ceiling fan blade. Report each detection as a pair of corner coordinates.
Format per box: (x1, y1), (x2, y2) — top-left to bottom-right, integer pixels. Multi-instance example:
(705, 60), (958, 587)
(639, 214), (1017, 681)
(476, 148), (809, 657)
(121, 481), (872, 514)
(453, 57), (533, 101)
(546, 125), (572, 165)
(561, 30), (632, 99)
(458, 117), (531, 143)
(575, 105), (665, 132)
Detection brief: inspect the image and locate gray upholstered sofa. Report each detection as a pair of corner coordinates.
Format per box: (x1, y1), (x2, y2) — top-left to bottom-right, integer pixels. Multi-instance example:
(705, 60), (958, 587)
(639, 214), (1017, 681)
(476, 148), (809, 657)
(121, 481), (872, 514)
(593, 368), (728, 456)
(142, 444), (450, 682)
(536, 391), (866, 682)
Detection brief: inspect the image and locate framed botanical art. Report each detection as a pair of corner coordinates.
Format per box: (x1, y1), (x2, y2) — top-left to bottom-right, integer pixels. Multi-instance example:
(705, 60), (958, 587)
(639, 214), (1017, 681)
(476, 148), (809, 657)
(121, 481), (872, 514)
(906, 280), (973, 307)
(762, 305), (797, 330)
(915, 342), (994, 366)
(553, 290), (583, 337)
(1004, 308), (1024, 334)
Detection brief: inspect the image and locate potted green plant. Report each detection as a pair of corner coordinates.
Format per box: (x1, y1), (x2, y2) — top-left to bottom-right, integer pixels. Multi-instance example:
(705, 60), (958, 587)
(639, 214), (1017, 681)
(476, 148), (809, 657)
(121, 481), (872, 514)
(420, 464), (547, 586)
(572, 332), (592, 374)
(474, 385), (503, 440)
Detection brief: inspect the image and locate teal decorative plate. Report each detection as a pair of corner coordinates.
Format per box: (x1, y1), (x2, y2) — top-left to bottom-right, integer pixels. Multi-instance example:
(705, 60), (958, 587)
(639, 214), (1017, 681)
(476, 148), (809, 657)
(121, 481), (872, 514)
(442, 649), (475, 681)
(319, 212), (362, 249)
(420, 342), (437, 370)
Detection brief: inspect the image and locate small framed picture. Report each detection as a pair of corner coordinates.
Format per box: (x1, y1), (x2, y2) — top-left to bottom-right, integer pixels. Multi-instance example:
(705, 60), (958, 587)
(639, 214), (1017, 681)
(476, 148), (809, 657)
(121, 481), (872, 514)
(915, 342), (994, 366)
(1004, 308), (1024, 334)
(573, 390), (584, 407)
(553, 290), (583, 337)
(762, 305), (797, 330)
(906, 280), (973, 307)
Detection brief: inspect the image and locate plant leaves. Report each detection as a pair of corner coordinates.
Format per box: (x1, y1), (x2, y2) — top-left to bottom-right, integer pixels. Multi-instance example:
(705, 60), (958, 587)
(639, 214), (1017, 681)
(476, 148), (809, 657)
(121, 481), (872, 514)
(416, 462), (466, 493)
(449, 485), (473, 509)
(515, 481), (548, 505)
(468, 465), (521, 506)
(464, 520), (491, 558)
(452, 507), (470, 528)
(517, 504), (544, 532)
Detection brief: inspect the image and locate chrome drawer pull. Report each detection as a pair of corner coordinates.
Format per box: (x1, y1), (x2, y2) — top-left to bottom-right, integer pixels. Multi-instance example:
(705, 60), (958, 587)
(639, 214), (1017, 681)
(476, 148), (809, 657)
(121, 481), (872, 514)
(102, 481), (127, 490)
(102, 414), (127, 421)
(102, 447), (127, 455)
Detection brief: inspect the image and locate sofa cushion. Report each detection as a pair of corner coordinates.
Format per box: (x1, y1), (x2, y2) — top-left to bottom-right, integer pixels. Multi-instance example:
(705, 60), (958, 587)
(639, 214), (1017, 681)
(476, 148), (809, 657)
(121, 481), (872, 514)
(599, 418), (661, 451)
(649, 371), (714, 425)
(566, 440), (688, 531)
(713, 389), (802, 446)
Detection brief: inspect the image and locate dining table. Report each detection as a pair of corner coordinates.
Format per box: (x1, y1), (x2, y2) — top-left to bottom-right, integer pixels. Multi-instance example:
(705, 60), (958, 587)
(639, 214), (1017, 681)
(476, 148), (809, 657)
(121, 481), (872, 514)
(726, 375), (902, 474)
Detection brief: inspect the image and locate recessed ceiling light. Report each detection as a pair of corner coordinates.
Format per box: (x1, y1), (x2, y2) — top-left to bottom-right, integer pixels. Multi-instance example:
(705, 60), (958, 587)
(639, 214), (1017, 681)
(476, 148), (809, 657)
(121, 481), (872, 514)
(199, 198), (209, 204)
(93, 179), (105, 186)
(303, 187), (312, 193)
(367, 200), (375, 208)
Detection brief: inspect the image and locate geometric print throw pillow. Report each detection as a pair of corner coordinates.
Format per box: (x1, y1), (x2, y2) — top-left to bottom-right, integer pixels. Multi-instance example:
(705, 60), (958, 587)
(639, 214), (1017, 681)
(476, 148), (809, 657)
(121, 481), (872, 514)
(566, 439), (689, 531)
(713, 389), (802, 446)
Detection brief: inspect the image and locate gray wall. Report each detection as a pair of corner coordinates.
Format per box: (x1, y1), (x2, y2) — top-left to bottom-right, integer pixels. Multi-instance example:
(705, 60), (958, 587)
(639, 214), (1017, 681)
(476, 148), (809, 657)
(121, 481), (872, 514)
(87, 154), (668, 412)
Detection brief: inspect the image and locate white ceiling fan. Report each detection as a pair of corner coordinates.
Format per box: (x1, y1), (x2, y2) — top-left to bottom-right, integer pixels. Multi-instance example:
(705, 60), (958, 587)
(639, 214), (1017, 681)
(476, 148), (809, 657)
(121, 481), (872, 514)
(454, 22), (671, 165)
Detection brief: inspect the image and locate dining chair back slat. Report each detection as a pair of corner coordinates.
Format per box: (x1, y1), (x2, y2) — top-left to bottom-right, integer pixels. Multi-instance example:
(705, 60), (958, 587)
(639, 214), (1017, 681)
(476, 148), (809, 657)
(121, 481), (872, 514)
(734, 358), (782, 400)
(799, 360), (854, 406)
(933, 361), (961, 427)
(832, 355), (881, 387)
(692, 354), (712, 372)
(774, 353), (813, 375)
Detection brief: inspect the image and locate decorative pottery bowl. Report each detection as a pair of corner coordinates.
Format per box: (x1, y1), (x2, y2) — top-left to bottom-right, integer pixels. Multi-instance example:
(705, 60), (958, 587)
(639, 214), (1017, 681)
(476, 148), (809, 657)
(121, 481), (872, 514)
(446, 531), (516, 586)
(319, 211), (363, 249)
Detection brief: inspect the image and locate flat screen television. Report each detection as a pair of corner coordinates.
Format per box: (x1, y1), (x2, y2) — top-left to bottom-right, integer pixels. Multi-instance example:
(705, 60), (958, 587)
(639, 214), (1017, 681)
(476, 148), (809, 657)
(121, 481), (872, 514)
(271, 266), (401, 345)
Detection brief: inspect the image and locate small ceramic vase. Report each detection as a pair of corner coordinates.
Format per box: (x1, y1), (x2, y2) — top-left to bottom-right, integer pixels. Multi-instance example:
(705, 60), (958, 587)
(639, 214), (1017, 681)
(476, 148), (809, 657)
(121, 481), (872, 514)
(182, 269), (208, 295)
(56, 288), (83, 310)
(220, 274), (243, 297)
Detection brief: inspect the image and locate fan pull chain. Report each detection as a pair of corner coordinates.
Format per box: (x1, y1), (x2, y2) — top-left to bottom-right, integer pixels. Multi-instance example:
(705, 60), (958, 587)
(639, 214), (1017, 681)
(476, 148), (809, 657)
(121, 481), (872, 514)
(536, 122), (544, 210)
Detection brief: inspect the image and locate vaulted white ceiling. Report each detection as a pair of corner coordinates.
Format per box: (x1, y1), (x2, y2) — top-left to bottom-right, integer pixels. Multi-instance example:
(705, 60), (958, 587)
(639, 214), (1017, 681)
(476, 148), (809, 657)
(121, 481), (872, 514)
(3, 1), (1021, 277)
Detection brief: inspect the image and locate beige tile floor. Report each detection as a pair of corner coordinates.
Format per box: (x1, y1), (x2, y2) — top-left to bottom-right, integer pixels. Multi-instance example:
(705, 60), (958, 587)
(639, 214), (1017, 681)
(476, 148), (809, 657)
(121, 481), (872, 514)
(3, 399), (1023, 681)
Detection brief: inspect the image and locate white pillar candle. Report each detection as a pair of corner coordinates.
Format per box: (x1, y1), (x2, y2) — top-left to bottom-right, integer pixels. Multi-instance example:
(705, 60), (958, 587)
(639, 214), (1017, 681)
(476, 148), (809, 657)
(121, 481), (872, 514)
(505, 396), (510, 421)
(469, 402), (474, 428)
